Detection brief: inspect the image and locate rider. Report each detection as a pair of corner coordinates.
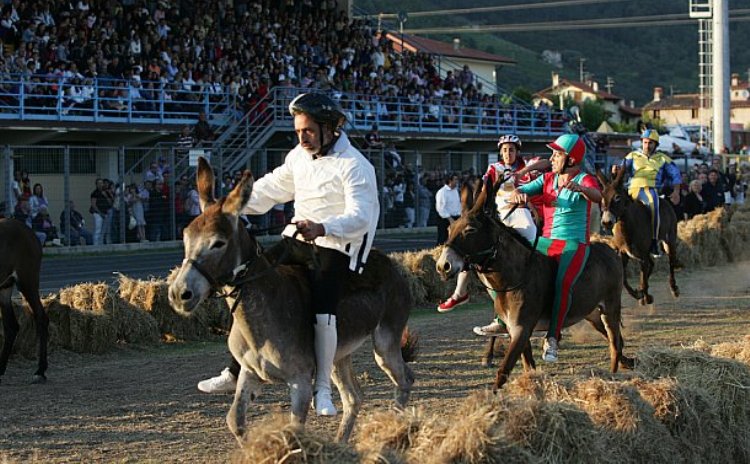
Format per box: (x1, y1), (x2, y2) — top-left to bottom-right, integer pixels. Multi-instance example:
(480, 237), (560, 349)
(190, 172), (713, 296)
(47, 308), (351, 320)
(616, 129), (682, 257)
(510, 133), (602, 363)
(197, 93), (379, 419)
(437, 134), (551, 336)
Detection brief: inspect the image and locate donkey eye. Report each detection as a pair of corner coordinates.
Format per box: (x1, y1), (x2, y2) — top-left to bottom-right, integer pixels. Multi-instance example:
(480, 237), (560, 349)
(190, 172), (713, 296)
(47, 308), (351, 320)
(613, 194), (622, 202)
(210, 240), (226, 250)
(464, 224), (478, 234)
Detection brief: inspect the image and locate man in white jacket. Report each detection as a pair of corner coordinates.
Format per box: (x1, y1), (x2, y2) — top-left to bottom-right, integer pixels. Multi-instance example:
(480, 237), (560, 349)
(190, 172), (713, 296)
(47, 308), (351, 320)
(197, 93), (379, 418)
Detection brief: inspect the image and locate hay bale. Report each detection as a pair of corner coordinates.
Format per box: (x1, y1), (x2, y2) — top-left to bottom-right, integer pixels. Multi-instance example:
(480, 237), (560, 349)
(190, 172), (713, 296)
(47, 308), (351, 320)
(637, 346), (750, 462)
(631, 378), (729, 462)
(394, 249), (448, 304)
(390, 252), (428, 306)
(355, 408), (430, 461)
(710, 335), (750, 365)
(1, 301), (41, 359)
(676, 209), (729, 267)
(60, 282), (160, 345)
(567, 378), (678, 463)
(235, 414), (359, 463)
(45, 294), (115, 354)
(118, 275), (230, 341)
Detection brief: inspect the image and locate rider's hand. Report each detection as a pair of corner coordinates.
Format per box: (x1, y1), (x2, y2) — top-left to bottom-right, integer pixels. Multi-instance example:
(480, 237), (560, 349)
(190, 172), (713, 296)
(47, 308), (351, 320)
(509, 190), (527, 205)
(295, 220), (325, 241)
(565, 180), (584, 193)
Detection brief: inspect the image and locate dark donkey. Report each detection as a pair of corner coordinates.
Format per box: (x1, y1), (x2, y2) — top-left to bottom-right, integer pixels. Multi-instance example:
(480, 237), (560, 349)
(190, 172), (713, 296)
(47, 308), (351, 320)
(0, 218), (48, 384)
(436, 179), (633, 390)
(168, 159), (415, 444)
(597, 168), (680, 306)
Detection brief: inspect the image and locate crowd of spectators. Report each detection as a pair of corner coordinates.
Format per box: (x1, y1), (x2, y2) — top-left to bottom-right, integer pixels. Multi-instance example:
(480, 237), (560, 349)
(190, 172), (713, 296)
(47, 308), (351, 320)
(0, 0), (555, 130)
(670, 157), (749, 220)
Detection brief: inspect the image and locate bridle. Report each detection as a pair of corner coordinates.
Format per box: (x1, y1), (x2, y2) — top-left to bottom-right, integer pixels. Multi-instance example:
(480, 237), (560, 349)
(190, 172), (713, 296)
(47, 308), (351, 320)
(446, 204), (539, 293)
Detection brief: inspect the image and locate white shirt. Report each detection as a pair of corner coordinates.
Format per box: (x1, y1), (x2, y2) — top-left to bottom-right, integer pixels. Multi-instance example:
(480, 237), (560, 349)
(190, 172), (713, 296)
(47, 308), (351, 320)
(435, 184), (461, 219)
(243, 132), (379, 273)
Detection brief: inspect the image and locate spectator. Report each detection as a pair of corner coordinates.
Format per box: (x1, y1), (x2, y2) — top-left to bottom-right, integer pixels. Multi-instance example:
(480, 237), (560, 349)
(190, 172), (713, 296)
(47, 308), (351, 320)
(193, 111), (214, 143)
(9, 170), (22, 212)
(125, 183), (147, 242)
(144, 162), (163, 183)
(146, 179), (168, 241)
(32, 206), (61, 246)
(184, 180), (201, 224)
(29, 183), (49, 219)
(176, 125), (194, 160)
(703, 169), (725, 212)
(364, 123), (383, 149)
(435, 174), (460, 245)
(14, 197), (46, 245)
(403, 182), (415, 228)
(89, 178), (112, 245)
(416, 178), (432, 228)
(60, 200), (93, 245)
(683, 179), (705, 220)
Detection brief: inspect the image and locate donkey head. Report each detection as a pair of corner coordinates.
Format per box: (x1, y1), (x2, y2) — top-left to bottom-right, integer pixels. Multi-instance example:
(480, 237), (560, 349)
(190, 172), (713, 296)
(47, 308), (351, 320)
(436, 177), (501, 280)
(168, 157), (255, 313)
(597, 167), (628, 230)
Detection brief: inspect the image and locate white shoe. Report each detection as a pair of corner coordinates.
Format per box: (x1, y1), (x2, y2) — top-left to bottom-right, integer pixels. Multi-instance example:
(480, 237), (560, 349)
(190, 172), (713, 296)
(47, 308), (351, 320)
(197, 368), (237, 393)
(542, 337), (559, 363)
(313, 314), (338, 416)
(473, 320), (508, 337)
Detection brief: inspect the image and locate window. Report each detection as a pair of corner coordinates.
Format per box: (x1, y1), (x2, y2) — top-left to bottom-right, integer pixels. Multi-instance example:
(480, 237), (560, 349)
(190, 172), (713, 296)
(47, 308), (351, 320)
(691, 108), (699, 119)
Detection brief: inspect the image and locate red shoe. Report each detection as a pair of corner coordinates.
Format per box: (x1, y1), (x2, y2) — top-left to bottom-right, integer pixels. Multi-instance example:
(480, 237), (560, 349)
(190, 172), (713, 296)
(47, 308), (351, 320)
(437, 294), (469, 313)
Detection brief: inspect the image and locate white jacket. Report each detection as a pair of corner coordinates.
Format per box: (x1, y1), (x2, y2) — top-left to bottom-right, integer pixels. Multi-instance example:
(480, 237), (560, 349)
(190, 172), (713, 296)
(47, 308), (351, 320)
(435, 184), (461, 219)
(243, 132), (379, 273)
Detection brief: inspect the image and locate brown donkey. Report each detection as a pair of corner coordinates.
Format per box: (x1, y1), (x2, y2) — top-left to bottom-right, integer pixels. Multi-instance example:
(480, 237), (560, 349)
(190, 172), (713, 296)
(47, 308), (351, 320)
(0, 218), (48, 384)
(436, 179), (633, 390)
(168, 159), (414, 444)
(597, 169), (680, 306)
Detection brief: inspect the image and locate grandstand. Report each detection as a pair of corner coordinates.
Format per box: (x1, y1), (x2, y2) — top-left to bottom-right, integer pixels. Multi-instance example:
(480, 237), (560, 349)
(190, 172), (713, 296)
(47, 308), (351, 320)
(0, 0), (564, 245)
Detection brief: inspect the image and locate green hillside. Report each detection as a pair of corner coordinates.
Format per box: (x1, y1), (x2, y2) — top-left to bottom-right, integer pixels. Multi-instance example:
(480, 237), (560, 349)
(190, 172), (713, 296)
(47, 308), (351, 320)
(356, 0), (750, 106)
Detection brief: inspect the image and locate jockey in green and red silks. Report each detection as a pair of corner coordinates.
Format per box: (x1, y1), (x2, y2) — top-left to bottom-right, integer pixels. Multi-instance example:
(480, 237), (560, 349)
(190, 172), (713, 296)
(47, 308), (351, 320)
(513, 133), (602, 363)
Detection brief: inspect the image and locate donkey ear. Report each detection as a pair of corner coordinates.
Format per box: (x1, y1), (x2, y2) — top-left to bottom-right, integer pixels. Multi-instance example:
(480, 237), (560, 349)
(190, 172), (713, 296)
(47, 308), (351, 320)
(460, 182), (474, 211)
(223, 171), (254, 216)
(196, 157), (215, 211)
(613, 165), (626, 187)
(595, 168), (608, 188)
(483, 176), (498, 215)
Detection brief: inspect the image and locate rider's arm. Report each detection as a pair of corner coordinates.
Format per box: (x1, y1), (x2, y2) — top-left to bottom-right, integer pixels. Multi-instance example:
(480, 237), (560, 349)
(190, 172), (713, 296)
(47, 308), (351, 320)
(567, 174), (602, 204)
(242, 155), (295, 215)
(518, 159), (551, 176)
(516, 175), (544, 197)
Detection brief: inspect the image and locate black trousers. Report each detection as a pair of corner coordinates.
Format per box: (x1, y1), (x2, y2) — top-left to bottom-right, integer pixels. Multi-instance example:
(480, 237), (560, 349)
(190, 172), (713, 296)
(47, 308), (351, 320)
(437, 216), (459, 245)
(228, 237), (351, 377)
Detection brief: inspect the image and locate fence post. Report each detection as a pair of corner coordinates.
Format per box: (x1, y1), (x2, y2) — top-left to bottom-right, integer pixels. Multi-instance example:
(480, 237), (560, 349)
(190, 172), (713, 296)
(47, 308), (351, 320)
(119, 146), (126, 244)
(217, 146), (224, 197)
(64, 146), (71, 246)
(378, 149), (386, 230)
(3, 145), (11, 217)
(169, 147), (176, 240)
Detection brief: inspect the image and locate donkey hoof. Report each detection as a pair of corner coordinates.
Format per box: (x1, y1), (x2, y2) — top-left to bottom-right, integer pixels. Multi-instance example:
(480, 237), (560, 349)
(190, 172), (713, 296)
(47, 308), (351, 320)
(481, 357), (493, 368)
(671, 287), (680, 298)
(644, 294), (653, 304)
(31, 374), (47, 384)
(620, 356), (636, 370)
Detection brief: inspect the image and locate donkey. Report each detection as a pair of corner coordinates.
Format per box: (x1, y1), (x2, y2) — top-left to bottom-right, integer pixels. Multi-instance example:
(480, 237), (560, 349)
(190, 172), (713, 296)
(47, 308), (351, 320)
(0, 218), (48, 384)
(168, 158), (415, 444)
(596, 168), (680, 306)
(436, 179), (633, 390)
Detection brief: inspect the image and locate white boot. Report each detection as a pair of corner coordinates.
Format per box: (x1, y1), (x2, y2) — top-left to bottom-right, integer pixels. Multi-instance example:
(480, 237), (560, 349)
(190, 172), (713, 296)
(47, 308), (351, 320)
(313, 313), (338, 416)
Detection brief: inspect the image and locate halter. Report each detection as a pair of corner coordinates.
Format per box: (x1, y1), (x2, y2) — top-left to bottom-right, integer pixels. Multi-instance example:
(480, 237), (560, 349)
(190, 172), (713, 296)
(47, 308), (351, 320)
(446, 205), (538, 293)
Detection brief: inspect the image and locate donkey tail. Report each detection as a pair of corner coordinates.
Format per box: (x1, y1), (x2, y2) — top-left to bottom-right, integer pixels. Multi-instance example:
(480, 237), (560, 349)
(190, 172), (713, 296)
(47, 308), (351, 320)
(400, 326), (420, 362)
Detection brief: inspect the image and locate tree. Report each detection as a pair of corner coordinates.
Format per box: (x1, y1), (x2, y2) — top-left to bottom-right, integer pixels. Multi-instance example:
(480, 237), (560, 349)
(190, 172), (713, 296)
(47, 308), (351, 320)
(579, 99), (607, 132)
(511, 86), (533, 104)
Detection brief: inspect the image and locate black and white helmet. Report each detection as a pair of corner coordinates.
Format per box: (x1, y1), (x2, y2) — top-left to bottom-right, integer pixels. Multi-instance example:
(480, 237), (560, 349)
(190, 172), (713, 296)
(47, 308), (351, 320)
(497, 134), (522, 149)
(288, 93), (346, 129)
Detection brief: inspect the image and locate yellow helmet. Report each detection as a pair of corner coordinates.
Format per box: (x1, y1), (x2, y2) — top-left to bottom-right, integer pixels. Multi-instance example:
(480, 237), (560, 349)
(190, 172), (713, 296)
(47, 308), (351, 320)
(641, 129), (660, 145)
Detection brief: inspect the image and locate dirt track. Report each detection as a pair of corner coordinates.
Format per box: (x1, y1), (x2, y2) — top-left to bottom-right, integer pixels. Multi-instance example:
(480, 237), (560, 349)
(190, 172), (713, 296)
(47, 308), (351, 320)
(1, 261), (749, 463)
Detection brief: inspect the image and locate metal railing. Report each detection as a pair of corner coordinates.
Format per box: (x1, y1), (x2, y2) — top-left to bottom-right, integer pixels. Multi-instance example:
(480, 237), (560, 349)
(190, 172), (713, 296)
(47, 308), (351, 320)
(0, 75), (238, 125)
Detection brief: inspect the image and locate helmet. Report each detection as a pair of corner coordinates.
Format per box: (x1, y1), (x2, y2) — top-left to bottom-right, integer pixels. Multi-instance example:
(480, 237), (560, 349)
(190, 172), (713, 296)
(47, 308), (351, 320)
(497, 134), (522, 149)
(641, 128), (660, 145)
(288, 93), (346, 129)
(547, 134), (586, 165)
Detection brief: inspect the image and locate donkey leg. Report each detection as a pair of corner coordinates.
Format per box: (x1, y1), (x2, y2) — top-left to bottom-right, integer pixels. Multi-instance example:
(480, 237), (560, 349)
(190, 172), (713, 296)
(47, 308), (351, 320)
(494, 326), (531, 391)
(586, 308), (634, 370)
(664, 240), (680, 298)
(331, 356), (361, 443)
(481, 336), (496, 367)
(0, 287), (19, 384)
(638, 258), (654, 306)
(620, 253), (643, 300)
(373, 325), (414, 409)
(18, 282), (48, 383)
(520, 341), (536, 372)
(226, 368), (264, 445)
(598, 295), (634, 372)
